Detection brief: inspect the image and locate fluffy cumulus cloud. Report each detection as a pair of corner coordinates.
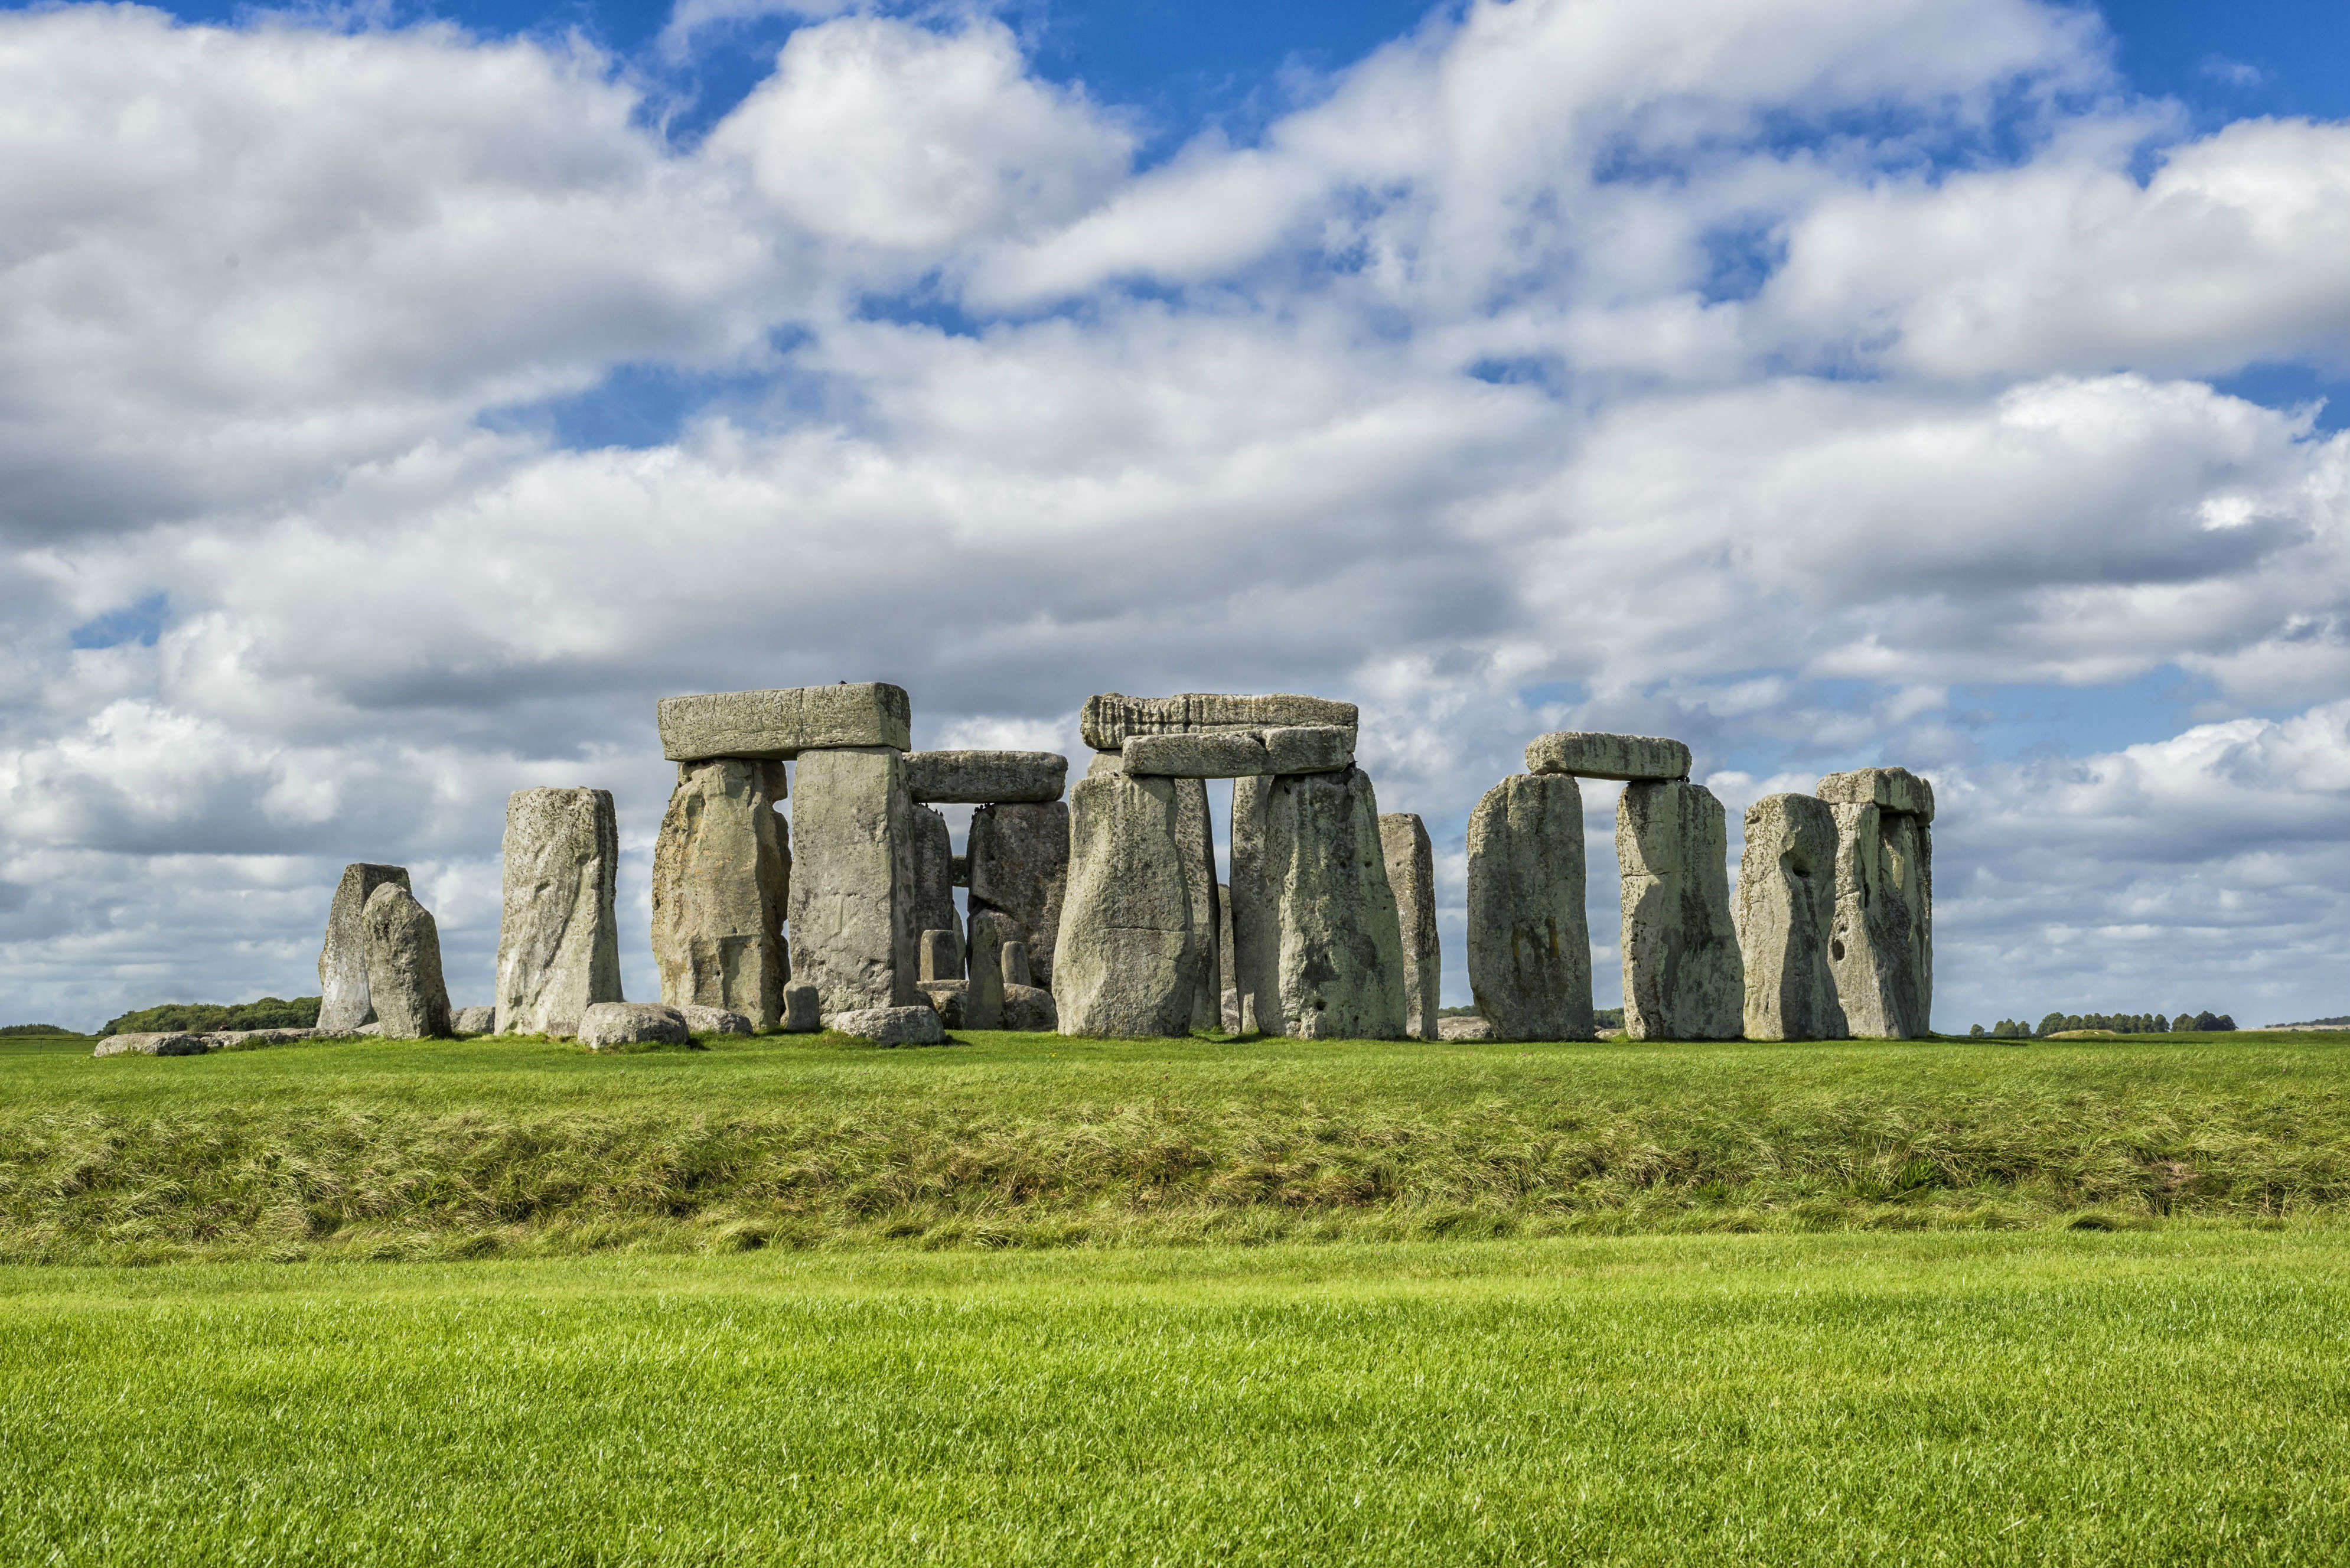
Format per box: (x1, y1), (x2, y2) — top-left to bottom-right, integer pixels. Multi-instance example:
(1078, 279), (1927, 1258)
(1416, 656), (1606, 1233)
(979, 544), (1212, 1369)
(2, 0), (2346, 1029)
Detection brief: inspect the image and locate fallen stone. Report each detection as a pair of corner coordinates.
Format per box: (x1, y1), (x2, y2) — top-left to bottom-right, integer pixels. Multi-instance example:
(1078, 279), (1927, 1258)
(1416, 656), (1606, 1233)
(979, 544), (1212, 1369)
(651, 758), (791, 1031)
(1525, 732), (1692, 782)
(1824, 800), (1933, 1039)
(1465, 774), (1593, 1041)
(496, 787), (624, 1038)
(1000, 939), (1032, 989)
(203, 1028), (318, 1050)
(453, 1006), (497, 1034)
(781, 983), (823, 1033)
(361, 882), (453, 1039)
(788, 747), (918, 1015)
(676, 1005), (753, 1036)
(1617, 781), (1743, 1041)
(1081, 692), (1359, 751)
(904, 751), (1067, 804)
(659, 682), (911, 762)
(1052, 771), (1214, 1037)
(1817, 765), (1935, 823)
(1379, 813), (1442, 1040)
(917, 979), (968, 1029)
(316, 863), (411, 1034)
(1003, 983), (1058, 1032)
(578, 1002), (689, 1050)
(966, 909), (1009, 1029)
(908, 805), (962, 982)
(829, 1005), (947, 1047)
(1436, 1016), (1495, 1042)
(967, 800), (1069, 988)
(1227, 767), (1405, 1039)
(1263, 725), (1355, 775)
(1122, 731), (1269, 778)
(1736, 794), (1847, 1041)
(92, 1032), (206, 1058)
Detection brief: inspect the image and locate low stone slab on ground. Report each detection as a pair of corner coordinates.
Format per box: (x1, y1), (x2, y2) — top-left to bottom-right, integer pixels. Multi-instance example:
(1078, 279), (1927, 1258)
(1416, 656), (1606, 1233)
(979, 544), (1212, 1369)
(904, 751), (1067, 804)
(203, 1028), (319, 1050)
(1816, 765), (1935, 822)
(659, 682), (911, 762)
(92, 1032), (207, 1058)
(1436, 1015), (1496, 1042)
(829, 1005), (947, 1047)
(578, 1002), (690, 1050)
(676, 1005), (753, 1035)
(1081, 692), (1358, 751)
(1525, 732), (1692, 782)
(453, 1006), (496, 1034)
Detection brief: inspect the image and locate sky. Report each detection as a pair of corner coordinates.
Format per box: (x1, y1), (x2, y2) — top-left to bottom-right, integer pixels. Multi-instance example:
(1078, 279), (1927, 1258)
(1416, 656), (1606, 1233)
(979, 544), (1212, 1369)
(2, 0), (2348, 1033)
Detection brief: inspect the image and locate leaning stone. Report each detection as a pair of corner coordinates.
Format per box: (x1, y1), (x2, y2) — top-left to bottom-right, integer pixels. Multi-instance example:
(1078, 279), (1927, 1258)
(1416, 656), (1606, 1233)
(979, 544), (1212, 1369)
(788, 747), (918, 1015)
(829, 1005), (947, 1047)
(1122, 731), (1269, 777)
(1081, 692), (1359, 751)
(659, 682), (911, 762)
(908, 806), (961, 982)
(92, 1032), (205, 1058)
(1824, 800), (1933, 1039)
(1465, 774), (1593, 1042)
(651, 759), (791, 1030)
(1379, 813), (1441, 1039)
(316, 863), (411, 1034)
(781, 983), (822, 1033)
(1617, 781), (1743, 1041)
(1229, 768), (1406, 1040)
(1263, 726), (1355, 775)
(1816, 765), (1935, 822)
(1525, 732), (1692, 782)
(361, 882), (453, 1039)
(676, 1005), (753, 1036)
(918, 980), (968, 1029)
(452, 1006), (497, 1034)
(1436, 1016), (1495, 1042)
(1736, 794), (1847, 1041)
(1003, 983), (1058, 1032)
(904, 751), (1067, 804)
(966, 909), (1009, 1029)
(1000, 939), (1032, 989)
(1052, 771), (1214, 1037)
(967, 800), (1069, 987)
(496, 787), (624, 1038)
(578, 1002), (689, 1050)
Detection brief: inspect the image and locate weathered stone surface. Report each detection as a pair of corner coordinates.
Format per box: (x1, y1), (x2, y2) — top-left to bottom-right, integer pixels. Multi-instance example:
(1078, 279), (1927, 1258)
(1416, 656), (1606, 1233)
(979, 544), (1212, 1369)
(578, 1002), (689, 1049)
(1816, 765), (1935, 823)
(1436, 1015), (1495, 1042)
(1736, 794), (1847, 1042)
(830, 1005), (947, 1046)
(1526, 732), (1692, 783)
(967, 800), (1068, 987)
(361, 882), (453, 1039)
(1217, 881), (1241, 1034)
(1175, 777), (1221, 1032)
(951, 853), (969, 886)
(966, 909), (1010, 1029)
(659, 683), (911, 762)
(1086, 751), (1124, 778)
(496, 787), (623, 1038)
(1122, 731), (1269, 778)
(1081, 692), (1358, 751)
(1227, 768), (1405, 1040)
(1465, 774), (1593, 1042)
(1263, 726), (1355, 775)
(904, 751), (1067, 804)
(453, 1006), (497, 1034)
(1617, 781), (1743, 1041)
(203, 1028), (318, 1049)
(1824, 801), (1933, 1038)
(676, 1004), (753, 1035)
(93, 1032), (206, 1058)
(781, 983), (822, 1032)
(317, 863), (411, 1034)
(1052, 772), (1213, 1037)
(651, 759), (790, 1031)
(1003, 983), (1058, 1032)
(788, 747), (917, 1015)
(999, 939), (1032, 989)
(908, 804), (961, 982)
(1379, 813), (1441, 1040)
(918, 980), (967, 1028)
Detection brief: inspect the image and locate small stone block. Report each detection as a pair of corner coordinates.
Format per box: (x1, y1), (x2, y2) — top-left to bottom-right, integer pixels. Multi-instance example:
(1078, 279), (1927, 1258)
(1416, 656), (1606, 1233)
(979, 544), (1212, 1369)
(920, 929), (959, 983)
(904, 751), (1067, 804)
(917, 980), (969, 1029)
(658, 683), (911, 762)
(829, 1005), (947, 1046)
(676, 1005), (754, 1035)
(577, 1002), (690, 1050)
(999, 939), (1032, 989)
(1816, 766), (1935, 822)
(781, 983), (823, 1033)
(1003, 983), (1058, 1032)
(1436, 1016), (1495, 1041)
(1122, 731), (1269, 777)
(1262, 725), (1354, 774)
(1525, 732), (1692, 781)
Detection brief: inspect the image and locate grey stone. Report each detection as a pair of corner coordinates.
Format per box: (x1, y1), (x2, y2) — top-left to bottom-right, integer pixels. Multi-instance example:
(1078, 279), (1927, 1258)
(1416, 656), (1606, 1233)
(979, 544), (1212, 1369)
(1217, 881), (1241, 1034)
(651, 758), (790, 1031)
(578, 1002), (689, 1050)
(918, 980), (967, 1028)
(1081, 692), (1358, 751)
(1263, 726), (1355, 775)
(1086, 750), (1124, 778)
(453, 1006), (497, 1034)
(202, 1028), (318, 1049)
(781, 983), (822, 1032)
(966, 909), (1009, 1029)
(92, 1032), (206, 1058)
(829, 1005), (947, 1047)
(496, 787), (624, 1038)
(951, 853), (969, 887)
(1122, 731), (1269, 778)
(1052, 771), (1214, 1037)
(1227, 768), (1405, 1040)
(1736, 794), (1847, 1042)
(1465, 774), (1593, 1042)
(316, 863), (410, 1034)
(351, 1022), (389, 1038)
(1003, 983), (1058, 1032)
(659, 682), (911, 762)
(1617, 781), (1743, 1041)
(1817, 765), (1935, 823)
(361, 882), (453, 1039)
(904, 751), (1067, 804)
(967, 800), (1068, 988)
(1525, 732), (1692, 782)
(788, 747), (918, 1015)
(1436, 1015), (1495, 1042)
(919, 928), (960, 983)
(908, 805), (961, 981)
(676, 1005), (754, 1036)
(1175, 777), (1221, 1032)
(999, 939), (1032, 989)
(1379, 813), (1441, 1039)
(1824, 801), (1933, 1039)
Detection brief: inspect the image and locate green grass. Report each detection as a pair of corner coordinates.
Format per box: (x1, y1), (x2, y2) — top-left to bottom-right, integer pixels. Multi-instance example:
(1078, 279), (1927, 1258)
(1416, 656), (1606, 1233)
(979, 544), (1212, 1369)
(4, 1230), (2348, 1564)
(5, 1030), (2350, 1261)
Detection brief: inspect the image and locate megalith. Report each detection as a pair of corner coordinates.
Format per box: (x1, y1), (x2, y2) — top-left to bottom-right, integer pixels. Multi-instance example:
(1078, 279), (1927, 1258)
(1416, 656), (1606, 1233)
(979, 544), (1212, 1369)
(1217, 881), (1240, 1034)
(908, 802), (962, 981)
(1736, 793), (1846, 1041)
(1465, 774), (1592, 1042)
(496, 787), (624, 1037)
(967, 909), (1011, 1029)
(317, 863), (410, 1034)
(361, 882), (453, 1039)
(1617, 781), (1743, 1041)
(659, 682), (911, 760)
(1174, 776), (1221, 1032)
(967, 800), (1069, 987)
(1052, 771), (1213, 1037)
(1082, 692), (1358, 750)
(650, 759), (791, 1030)
(1228, 768), (1406, 1040)
(1818, 767), (1934, 1038)
(788, 746), (917, 1015)
(1379, 812), (1441, 1040)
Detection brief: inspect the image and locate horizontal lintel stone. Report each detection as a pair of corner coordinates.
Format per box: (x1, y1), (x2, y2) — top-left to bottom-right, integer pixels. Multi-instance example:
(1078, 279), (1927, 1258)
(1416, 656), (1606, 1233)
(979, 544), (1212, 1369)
(659, 683), (911, 762)
(1123, 731), (1270, 778)
(1816, 765), (1935, 822)
(1081, 692), (1358, 751)
(1525, 731), (1691, 782)
(1262, 725), (1354, 775)
(904, 750), (1067, 803)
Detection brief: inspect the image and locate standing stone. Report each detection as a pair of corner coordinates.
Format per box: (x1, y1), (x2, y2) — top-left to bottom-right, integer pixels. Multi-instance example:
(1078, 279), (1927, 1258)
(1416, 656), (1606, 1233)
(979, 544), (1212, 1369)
(1175, 777), (1221, 1032)
(920, 929), (960, 982)
(999, 940), (1032, 988)
(360, 882), (452, 1039)
(651, 759), (791, 1031)
(1736, 794), (1847, 1041)
(1465, 774), (1591, 1042)
(496, 787), (624, 1038)
(1379, 813), (1441, 1040)
(1228, 780), (1276, 1035)
(967, 801), (1069, 987)
(1229, 768), (1406, 1040)
(1823, 797), (1933, 1039)
(788, 747), (917, 1016)
(967, 909), (1010, 1029)
(781, 982), (822, 1033)
(1217, 882), (1240, 1034)
(1617, 781), (1743, 1041)
(907, 803), (962, 980)
(316, 863), (410, 1034)
(1052, 771), (1211, 1036)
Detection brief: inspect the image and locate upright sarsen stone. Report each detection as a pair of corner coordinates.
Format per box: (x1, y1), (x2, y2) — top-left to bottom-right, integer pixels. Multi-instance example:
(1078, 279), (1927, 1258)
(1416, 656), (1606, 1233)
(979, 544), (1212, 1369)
(1175, 777), (1222, 1032)
(1230, 768), (1406, 1040)
(651, 759), (791, 1030)
(1052, 772), (1212, 1037)
(967, 801), (1069, 987)
(317, 863), (410, 1034)
(496, 787), (624, 1037)
(1465, 774), (1592, 1042)
(1617, 781), (1743, 1041)
(788, 747), (917, 1015)
(1735, 793), (1846, 1041)
(907, 803), (962, 981)
(1823, 797), (1933, 1039)
(1379, 813), (1441, 1040)
(361, 882), (452, 1039)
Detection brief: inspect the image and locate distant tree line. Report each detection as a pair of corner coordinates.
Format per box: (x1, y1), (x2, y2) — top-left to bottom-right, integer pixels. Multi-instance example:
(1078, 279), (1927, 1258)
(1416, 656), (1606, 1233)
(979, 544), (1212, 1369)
(1970, 1012), (2237, 1038)
(0, 1022), (83, 1036)
(98, 996), (321, 1037)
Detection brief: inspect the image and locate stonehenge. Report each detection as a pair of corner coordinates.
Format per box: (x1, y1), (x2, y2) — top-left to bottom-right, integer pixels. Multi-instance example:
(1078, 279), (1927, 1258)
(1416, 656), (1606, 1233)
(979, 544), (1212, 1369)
(497, 787), (624, 1037)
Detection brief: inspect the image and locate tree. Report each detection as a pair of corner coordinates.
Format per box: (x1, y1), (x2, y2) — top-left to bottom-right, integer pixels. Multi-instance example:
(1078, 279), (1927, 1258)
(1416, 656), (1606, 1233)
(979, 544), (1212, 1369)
(2038, 1012), (2065, 1037)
